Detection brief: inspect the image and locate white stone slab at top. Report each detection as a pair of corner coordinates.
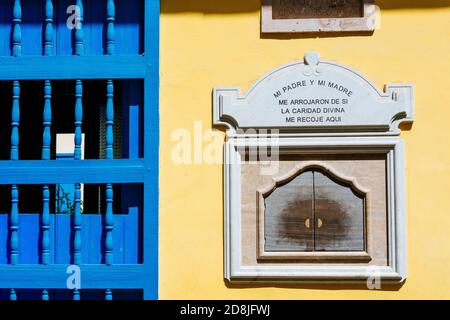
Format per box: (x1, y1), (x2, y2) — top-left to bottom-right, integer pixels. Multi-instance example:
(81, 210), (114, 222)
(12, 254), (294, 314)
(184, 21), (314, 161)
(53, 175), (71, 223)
(261, 0), (377, 33)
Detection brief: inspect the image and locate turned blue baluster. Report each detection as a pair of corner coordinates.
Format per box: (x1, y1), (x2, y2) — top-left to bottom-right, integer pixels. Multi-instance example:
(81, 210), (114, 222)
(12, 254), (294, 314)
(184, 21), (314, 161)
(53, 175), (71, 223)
(104, 2), (116, 298)
(73, 289), (80, 301)
(104, 80), (114, 267)
(42, 184), (51, 260)
(41, 81), (52, 267)
(73, 183), (82, 265)
(10, 185), (19, 264)
(42, 2), (54, 301)
(73, 80), (83, 268)
(44, 0), (53, 56)
(73, 1), (83, 160)
(72, 0), (83, 300)
(12, 0), (22, 57)
(74, 0), (84, 56)
(105, 289), (113, 301)
(10, 81), (20, 268)
(11, 81), (20, 162)
(42, 289), (49, 301)
(74, 80), (83, 160)
(105, 184), (114, 265)
(106, 80), (115, 160)
(10, 289), (17, 301)
(42, 83), (53, 160)
(106, 0), (115, 55)
(10, 3), (21, 296)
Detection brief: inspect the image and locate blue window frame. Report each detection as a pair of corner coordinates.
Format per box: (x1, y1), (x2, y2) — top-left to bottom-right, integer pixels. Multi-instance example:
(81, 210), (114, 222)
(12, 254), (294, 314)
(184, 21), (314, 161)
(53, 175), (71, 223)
(0, 0), (159, 300)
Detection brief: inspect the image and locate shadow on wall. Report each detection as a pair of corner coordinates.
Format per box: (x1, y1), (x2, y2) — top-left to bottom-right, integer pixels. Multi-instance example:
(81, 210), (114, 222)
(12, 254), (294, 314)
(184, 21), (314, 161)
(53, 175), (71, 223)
(161, 0), (450, 14)
(378, 0), (450, 9)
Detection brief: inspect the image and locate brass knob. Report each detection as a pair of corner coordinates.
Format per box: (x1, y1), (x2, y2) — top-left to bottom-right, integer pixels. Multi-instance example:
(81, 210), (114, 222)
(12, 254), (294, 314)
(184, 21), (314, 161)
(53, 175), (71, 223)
(317, 218), (323, 229)
(305, 218), (310, 229)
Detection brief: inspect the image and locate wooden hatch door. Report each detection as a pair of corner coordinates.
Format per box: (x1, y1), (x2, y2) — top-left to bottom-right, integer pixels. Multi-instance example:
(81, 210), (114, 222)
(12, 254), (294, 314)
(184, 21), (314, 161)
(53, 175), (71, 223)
(263, 168), (366, 253)
(313, 170), (365, 252)
(264, 171), (314, 252)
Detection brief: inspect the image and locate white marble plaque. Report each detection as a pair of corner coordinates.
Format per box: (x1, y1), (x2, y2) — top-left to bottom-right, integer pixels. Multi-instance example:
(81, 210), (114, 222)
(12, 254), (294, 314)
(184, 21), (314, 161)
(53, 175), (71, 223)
(261, 0), (377, 33)
(272, 0), (363, 19)
(214, 52), (413, 134)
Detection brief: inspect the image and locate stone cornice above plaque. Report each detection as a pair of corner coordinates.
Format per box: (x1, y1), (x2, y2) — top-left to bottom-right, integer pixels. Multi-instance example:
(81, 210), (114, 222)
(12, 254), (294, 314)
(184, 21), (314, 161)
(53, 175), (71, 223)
(261, 0), (378, 33)
(213, 52), (414, 136)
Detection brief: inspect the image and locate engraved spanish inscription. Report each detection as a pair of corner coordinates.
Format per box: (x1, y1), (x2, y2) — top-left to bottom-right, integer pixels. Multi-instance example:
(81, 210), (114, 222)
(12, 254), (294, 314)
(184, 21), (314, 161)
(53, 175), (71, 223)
(274, 79), (353, 125)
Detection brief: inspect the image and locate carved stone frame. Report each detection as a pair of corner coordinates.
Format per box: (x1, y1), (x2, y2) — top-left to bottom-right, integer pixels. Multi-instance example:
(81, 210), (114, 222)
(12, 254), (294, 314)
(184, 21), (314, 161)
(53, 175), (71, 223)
(257, 162), (371, 262)
(261, 0), (377, 33)
(215, 52), (413, 284)
(224, 137), (407, 283)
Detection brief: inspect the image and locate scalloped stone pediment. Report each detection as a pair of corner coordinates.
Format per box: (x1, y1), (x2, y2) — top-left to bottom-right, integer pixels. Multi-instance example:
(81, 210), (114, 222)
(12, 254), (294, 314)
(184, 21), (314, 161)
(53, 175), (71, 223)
(213, 52), (413, 135)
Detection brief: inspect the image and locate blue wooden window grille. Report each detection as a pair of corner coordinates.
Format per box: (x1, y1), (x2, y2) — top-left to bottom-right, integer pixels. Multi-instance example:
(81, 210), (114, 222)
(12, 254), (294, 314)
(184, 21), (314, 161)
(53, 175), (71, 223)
(0, 0), (159, 300)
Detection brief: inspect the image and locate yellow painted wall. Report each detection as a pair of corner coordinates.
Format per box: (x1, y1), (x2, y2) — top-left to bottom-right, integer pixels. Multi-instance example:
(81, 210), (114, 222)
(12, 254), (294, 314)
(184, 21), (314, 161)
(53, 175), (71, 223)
(159, 0), (450, 299)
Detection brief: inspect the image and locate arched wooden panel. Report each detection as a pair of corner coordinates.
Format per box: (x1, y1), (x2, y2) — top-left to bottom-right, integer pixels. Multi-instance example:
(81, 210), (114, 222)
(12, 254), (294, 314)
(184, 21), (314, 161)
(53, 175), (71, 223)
(264, 167), (366, 253)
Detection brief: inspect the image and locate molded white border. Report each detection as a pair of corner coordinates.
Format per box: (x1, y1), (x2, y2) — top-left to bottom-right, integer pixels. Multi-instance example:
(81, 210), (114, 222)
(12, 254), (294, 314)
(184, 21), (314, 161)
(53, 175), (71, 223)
(224, 137), (407, 284)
